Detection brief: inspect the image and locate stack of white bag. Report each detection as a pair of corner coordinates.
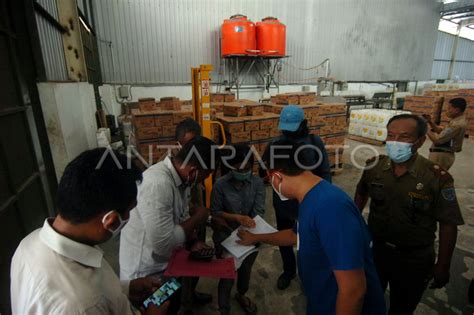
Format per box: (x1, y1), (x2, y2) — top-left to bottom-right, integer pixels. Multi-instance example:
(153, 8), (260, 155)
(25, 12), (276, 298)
(349, 109), (411, 141)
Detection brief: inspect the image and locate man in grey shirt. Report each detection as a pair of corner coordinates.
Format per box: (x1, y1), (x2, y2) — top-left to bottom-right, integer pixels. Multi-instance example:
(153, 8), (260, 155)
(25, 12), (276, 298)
(120, 137), (219, 313)
(211, 144), (265, 315)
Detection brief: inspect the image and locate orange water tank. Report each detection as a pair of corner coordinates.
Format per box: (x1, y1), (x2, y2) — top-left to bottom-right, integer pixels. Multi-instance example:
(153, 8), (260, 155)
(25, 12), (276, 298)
(221, 15), (256, 57)
(256, 17), (286, 56)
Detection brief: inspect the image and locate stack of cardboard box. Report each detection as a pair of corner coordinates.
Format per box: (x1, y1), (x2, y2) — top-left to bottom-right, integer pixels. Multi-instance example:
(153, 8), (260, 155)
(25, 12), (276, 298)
(132, 102), (193, 163)
(133, 93), (348, 173)
(215, 99), (280, 174)
(403, 96), (444, 124)
(138, 97), (185, 112)
(439, 90), (474, 137)
(270, 92), (317, 105)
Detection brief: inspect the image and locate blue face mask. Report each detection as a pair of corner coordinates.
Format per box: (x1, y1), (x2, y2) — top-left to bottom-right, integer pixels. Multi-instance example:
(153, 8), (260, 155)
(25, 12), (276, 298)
(385, 141), (414, 164)
(232, 170), (251, 182)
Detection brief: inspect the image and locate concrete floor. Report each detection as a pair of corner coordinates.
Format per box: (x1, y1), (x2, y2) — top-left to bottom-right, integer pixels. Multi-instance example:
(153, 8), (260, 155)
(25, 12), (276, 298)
(102, 138), (474, 314)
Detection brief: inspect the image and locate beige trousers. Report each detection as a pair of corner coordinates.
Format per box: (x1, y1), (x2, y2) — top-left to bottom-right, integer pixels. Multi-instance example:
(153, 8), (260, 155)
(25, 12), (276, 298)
(429, 151), (455, 170)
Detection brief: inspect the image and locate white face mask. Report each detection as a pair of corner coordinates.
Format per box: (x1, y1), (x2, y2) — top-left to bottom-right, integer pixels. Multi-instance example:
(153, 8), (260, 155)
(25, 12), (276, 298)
(102, 211), (128, 238)
(271, 174), (289, 201)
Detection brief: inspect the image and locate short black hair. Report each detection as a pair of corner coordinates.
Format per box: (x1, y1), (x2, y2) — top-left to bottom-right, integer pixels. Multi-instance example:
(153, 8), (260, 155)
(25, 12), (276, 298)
(175, 118), (201, 142)
(262, 138), (314, 176)
(174, 136), (220, 170)
(387, 114), (428, 138)
(281, 119), (309, 139)
(225, 143), (254, 169)
(449, 97), (467, 113)
(56, 148), (142, 224)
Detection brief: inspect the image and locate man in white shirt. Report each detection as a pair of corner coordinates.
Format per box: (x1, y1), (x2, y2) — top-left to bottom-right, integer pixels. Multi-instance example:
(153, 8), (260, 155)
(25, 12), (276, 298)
(120, 136), (218, 314)
(10, 148), (168, 315)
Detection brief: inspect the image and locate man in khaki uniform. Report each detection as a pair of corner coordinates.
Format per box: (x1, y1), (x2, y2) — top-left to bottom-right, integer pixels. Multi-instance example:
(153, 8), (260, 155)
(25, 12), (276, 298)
(425, 97), (468, 170)
(355, 114), (464, 315)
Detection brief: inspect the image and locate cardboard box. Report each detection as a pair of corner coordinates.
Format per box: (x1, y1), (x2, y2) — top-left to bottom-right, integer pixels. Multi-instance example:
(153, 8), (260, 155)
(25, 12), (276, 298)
(263, 104), (274, 113)
(299, 94), (317, 105)
(211, 102), (224, 112)
(138, 142), (159, 156)
(224, 93), (236, 102)
(272, 93), (299, 105)
(138, 98), (157, 112)
(231, 131), (251, 143)
(258, 142), (269, 156)
(162, 125), (175, 137)
(245, 120), (260, 131)
(211, 93), (225, 102)
(270, 128), (281, 138)
(133, 116), (155, 128)
(137, 126), (162, 140)
(159, 97), (182, 111)
(259, 118), (274, 130)
(251, 129), (270, 141)
(270, 104), (284, 114)
(173, 111), (193, 124)
(272, 118), (279, 129)
(318, 104), (347, 115)
(226, 122), (245, 133)
(247, 105), (264, 116)
(223, 103), (247, 117)
(155, 114), (174, 126)
(320, 125), (333, 135)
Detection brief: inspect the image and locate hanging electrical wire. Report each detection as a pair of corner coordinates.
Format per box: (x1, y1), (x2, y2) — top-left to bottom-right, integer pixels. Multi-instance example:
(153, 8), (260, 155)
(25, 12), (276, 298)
(281, 58), (330, 71)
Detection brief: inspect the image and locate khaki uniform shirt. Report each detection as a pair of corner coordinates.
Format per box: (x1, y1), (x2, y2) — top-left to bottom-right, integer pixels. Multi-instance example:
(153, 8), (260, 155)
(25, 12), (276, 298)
(356, 154), (464, 247)
(431, 115), (467, 152)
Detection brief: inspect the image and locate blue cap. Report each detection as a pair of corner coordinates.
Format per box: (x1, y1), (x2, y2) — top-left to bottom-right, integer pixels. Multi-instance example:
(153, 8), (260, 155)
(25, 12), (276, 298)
(278, 105), (304, 131)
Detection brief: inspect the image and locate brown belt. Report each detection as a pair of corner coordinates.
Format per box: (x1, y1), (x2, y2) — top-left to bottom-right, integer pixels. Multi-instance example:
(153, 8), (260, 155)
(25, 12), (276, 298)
(429, 148), (453, 153)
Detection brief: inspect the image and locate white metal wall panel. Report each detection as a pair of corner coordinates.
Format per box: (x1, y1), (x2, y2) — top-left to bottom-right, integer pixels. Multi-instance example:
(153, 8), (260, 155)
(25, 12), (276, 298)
(431, 31), (474, 80)
(433, 32), (454, 60)
(93, 0), (441, 84)
(35, 0), (68, 81)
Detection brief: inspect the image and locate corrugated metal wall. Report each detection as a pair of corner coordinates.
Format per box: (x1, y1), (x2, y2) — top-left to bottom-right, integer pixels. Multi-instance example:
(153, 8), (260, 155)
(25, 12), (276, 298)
(35, 0), (68, 81)
(432, 31), (474, 80)
(92, 0), (441, 84)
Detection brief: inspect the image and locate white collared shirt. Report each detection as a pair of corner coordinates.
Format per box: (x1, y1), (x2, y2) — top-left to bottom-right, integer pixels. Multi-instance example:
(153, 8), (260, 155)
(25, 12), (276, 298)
(10, 219), (138, 315)
(119, 156), (190, 280)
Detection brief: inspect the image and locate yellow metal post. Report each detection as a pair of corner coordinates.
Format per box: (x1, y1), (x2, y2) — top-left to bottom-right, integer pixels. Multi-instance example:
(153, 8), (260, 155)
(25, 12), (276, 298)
(191, 65), (227, 208)
(199, 65), (213, 208)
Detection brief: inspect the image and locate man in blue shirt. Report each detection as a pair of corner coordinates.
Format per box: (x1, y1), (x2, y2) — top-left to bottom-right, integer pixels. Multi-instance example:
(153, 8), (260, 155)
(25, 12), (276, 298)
(237, 139), (385, 315)
(266, 105), (332, 290)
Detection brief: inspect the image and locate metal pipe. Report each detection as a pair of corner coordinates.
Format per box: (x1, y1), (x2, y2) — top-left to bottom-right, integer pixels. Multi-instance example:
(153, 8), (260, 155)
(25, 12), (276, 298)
(448, 24), (461, 80)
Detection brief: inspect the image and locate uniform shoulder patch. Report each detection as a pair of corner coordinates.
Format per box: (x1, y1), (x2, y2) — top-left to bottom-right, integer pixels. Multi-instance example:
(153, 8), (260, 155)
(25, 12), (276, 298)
(365, 156), (377, 164)
(429, 163), (453, 181)
(441, 187), (456, 201)
(364, 155), (383, 170)
(366, 154), (386, 164)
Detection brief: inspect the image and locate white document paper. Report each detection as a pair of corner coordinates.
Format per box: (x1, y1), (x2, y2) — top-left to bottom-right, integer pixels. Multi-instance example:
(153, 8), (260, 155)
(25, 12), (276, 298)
(221, 215), (277, 259)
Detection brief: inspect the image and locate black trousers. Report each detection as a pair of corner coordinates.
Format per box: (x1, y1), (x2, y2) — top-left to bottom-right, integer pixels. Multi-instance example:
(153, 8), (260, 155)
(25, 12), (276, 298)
(273, 193), (298, 277)
(373, 241), (435, 315)
(218, 251), (258, 314)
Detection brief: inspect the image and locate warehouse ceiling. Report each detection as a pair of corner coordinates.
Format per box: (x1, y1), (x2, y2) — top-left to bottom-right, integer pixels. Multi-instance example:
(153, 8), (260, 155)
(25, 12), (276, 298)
(441, 0), (474, 29)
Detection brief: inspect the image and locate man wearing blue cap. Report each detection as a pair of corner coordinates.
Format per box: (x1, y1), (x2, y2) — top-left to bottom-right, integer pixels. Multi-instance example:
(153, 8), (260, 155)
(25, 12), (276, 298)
(268, 104), (332, 289)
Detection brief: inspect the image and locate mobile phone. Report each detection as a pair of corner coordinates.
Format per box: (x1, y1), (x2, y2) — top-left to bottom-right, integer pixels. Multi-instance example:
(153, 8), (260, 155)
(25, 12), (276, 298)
(142, 278), (181, 308)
